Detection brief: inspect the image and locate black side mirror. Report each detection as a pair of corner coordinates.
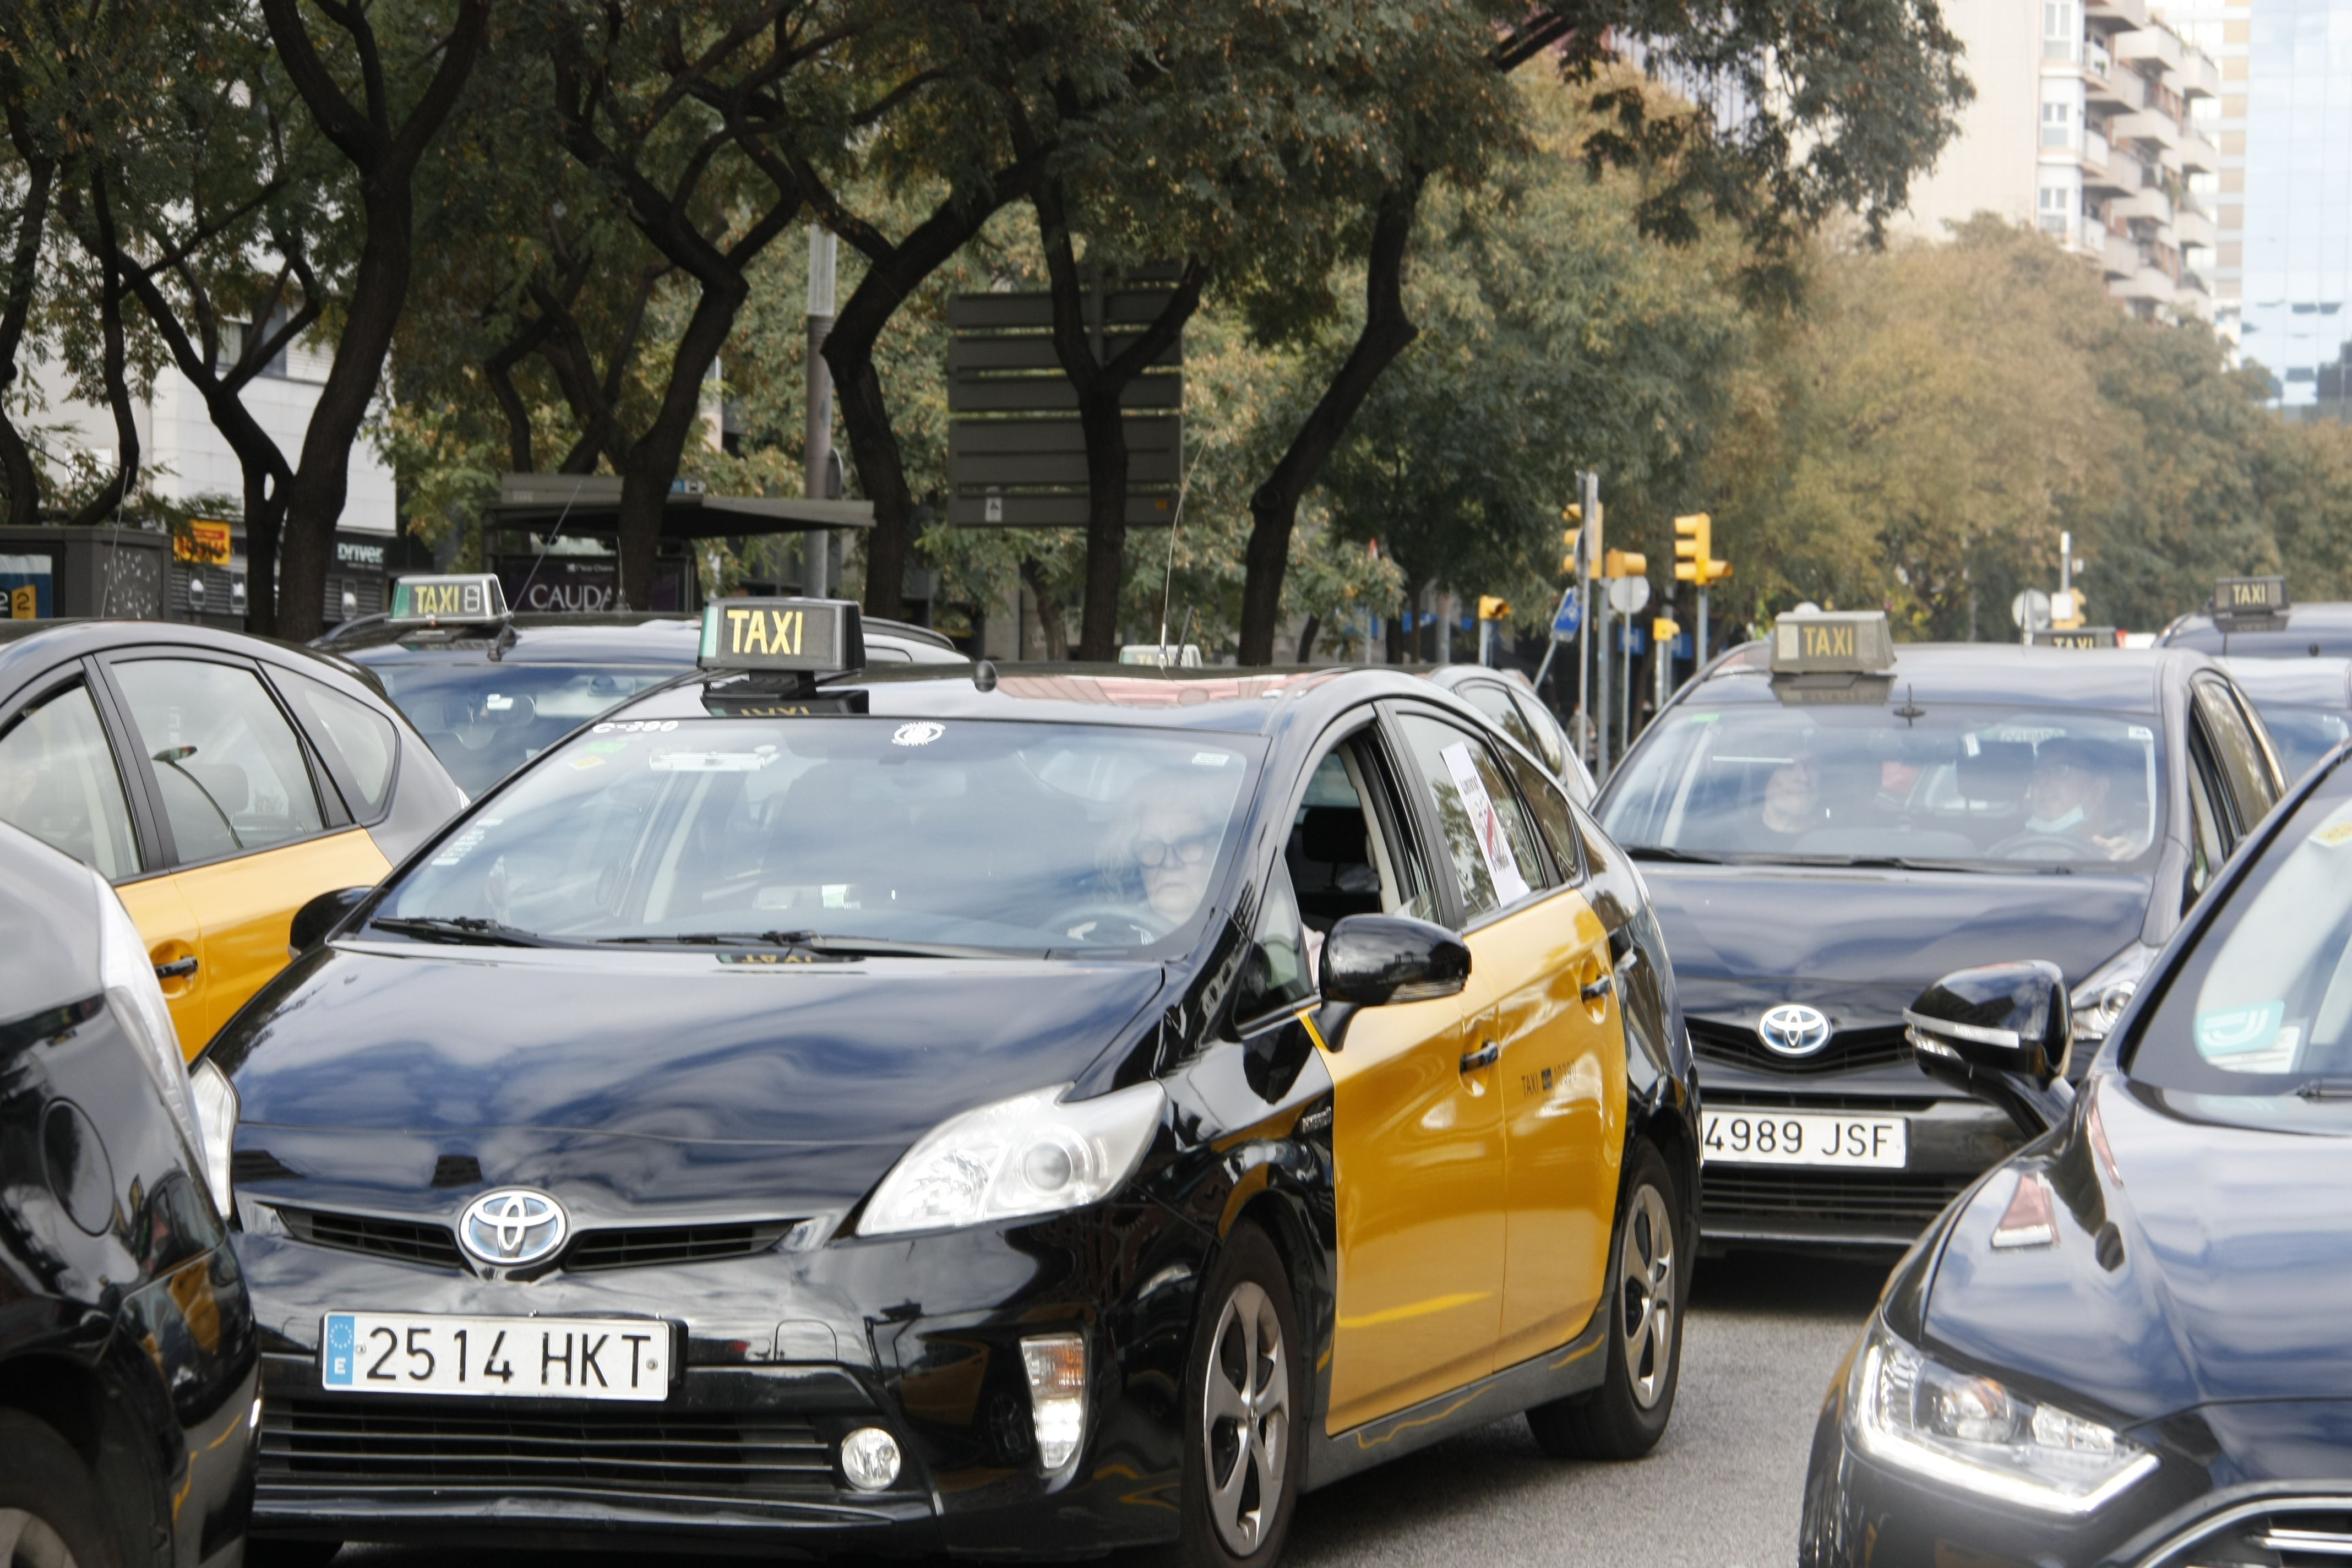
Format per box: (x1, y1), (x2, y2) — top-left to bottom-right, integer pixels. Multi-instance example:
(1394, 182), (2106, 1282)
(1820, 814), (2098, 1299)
(1904, 960), (2075, 1135)
(289, 886), (373, 958)
(1313, 914), (1471, 1053)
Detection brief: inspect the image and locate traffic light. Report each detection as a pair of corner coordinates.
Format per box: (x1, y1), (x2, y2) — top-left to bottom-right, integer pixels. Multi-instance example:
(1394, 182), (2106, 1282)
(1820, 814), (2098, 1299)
(1674, 513), (1732, 585)
(1477, 595), (1512, 621)
(1562, 503), (1595, 576)
(1652, 616), (1680, 643)
(1604, 549), (1646, 579)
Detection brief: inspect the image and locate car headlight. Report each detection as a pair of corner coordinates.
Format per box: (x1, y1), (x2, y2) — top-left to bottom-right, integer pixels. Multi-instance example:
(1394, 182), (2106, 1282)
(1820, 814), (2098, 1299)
(861, 1081), (1165, 1237)
(2069, 942), (2159, 1046)
(1845, 1316), (2157, 1515)
(188, 1060), (238, 1218)
(88, 868), (205, 1172)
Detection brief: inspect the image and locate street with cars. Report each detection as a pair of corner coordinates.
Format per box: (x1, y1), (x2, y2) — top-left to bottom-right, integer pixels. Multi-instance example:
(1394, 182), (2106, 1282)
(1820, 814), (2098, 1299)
(9, 582), (2352, 1566)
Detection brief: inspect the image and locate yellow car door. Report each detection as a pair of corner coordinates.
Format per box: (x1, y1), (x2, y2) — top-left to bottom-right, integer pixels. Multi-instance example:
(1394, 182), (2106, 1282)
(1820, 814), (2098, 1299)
(1392, 711), (1625, 1369)
(1286, 732), (1507, 1434)
(104, 653), (387, 1050)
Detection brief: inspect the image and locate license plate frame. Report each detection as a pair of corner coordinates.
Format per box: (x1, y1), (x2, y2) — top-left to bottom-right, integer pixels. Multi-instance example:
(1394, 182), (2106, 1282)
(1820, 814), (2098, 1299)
(320, 1311), (674, 1402)
(1701, 1107), (1908, 1169)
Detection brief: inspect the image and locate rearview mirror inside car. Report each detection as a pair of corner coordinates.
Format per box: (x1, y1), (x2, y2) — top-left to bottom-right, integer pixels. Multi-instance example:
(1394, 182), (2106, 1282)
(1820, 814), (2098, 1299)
(1904, 960), (2075, 1135)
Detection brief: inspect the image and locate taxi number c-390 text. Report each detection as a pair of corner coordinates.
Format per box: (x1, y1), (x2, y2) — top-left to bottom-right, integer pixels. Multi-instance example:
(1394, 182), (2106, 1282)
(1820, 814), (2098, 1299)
(1701, 1110), (1907, 1169)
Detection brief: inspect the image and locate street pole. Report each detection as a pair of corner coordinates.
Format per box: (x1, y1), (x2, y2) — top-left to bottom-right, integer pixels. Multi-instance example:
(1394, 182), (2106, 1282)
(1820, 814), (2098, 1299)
(803, 225), (838, 597)
(1592, 492), (1611, 783)
(1620, 609), (1633, 754)
(1575, 471), (1594, 767)
(1696, 585), (1710, 671)
(1655, 620), (1673, 715)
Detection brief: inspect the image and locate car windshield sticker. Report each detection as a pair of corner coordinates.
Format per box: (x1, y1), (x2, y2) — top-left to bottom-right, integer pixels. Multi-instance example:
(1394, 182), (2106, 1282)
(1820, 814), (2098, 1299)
(1193, 752), (1231, 766)
(2310, 805), (2352, 848)
(650, 748), (778, 772)
(2195, 1000), (2295, 1070)
(567, 754), (606, 771)
(1440, 741), (1531, 903)
(892, 721), (944, 747)
(486, 693), (514, 711)
(432, 825), (491, 865)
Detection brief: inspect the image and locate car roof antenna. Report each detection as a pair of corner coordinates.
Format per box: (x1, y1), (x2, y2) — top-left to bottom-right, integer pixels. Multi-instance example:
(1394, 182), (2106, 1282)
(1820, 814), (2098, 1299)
(1895, 683), (1925, 725)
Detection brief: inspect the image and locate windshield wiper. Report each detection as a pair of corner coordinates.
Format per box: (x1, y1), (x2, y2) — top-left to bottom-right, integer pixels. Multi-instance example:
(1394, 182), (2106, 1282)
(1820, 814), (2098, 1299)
(2296, 1077), (2352, 1102)
(1625, 846), (1729, 864)
(597, 930), (1021, 960)
(367, 915), (564, 948)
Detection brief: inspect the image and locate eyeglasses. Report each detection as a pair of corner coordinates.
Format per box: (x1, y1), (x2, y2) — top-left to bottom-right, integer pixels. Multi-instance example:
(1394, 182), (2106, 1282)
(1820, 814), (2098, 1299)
(1134, 833), (1211, 869)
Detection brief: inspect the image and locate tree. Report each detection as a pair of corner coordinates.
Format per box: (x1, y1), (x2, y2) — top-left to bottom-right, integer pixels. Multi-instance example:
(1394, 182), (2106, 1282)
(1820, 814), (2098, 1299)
(1233, 0), (1974, 663)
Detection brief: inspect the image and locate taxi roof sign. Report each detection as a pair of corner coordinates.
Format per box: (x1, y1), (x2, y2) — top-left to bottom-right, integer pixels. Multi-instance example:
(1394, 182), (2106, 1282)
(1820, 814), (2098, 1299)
(389, 573), (508, 627)
(1770, 609), (1895, 675)
(2029, 627), (2119, 649)
(2216, 575), (2288, 617)
(699, 597), (864, 676)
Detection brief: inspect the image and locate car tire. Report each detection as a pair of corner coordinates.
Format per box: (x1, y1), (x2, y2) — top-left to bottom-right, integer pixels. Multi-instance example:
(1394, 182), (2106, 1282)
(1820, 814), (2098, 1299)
(1527, 1141), (1685, 1461)
(246, 1540), (344, 1568)
(0, 1409), (122, 1568)
(1174, 1222), (1306, 1568)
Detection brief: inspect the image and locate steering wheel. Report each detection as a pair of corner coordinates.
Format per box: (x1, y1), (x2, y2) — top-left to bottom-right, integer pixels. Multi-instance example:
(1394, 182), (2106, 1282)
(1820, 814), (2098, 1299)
(1985, 832), (2099, 863)
(1047, 901), (1174, 945)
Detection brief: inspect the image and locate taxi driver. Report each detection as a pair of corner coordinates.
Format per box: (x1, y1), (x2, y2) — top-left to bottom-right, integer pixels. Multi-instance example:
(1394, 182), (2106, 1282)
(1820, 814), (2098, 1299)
(2023, 738), (2136, 860)
(1129, 770), (1224, 922)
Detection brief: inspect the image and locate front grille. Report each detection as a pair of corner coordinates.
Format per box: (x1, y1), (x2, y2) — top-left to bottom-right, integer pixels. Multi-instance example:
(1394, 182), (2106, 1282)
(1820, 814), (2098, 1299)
(268, 1205), (791, 1274)
(1702, 1168), (1975, 1229)
(262, 1399), (835, 1499)
(2150, 1502), (2352, 1567)
(1689, 1018), (1913, 1076)
(276, 1207), (465, 1270)
(564, 1222), (794, 1272)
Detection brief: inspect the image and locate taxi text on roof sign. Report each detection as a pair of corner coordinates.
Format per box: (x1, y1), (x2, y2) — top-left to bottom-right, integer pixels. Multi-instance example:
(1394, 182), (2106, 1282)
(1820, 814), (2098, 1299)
(2029, 627), (2120, 649)
(698, 597), (864, 674)
(1770, 609), (1895, 675)
(389, 573), (508, 627)
(2217, 575), (2288, 616)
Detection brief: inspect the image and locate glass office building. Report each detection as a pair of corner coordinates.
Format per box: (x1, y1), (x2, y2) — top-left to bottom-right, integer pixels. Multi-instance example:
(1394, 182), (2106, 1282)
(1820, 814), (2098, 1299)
(2236, 0), (2352, 417)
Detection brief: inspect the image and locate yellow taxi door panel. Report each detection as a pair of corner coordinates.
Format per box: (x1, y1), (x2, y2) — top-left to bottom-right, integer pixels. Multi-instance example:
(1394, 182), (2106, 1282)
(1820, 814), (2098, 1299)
(1324, 981), (1505, 1434)
(1485, 889), (1627, 1365)
(179, 827), (390, 1044)
(115, 874), (207, 1052)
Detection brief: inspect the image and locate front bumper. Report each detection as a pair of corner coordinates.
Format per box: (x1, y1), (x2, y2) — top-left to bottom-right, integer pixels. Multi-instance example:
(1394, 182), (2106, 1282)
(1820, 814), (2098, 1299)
(238, 1199), (1208, 1558)
(1695, 1053), (2024, 1252)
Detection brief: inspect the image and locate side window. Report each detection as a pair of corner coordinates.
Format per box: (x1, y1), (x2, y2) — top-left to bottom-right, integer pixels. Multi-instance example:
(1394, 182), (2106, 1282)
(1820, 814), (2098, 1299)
(1233, 858), (1316, 1024)
(2193, 678), (2278, 835)
(275, 669), (399, 818)
(1457, 679), (1540, 760)
(1393, 711), (1551, 924)
(0, 682), (142, 879)
(112, 659), (324, 862)
(1507, 687), (1570, 777)
(1283, 732), (1438, 931)
(2184, 725), (2230, 906)
(1504, 748), (1585, 884)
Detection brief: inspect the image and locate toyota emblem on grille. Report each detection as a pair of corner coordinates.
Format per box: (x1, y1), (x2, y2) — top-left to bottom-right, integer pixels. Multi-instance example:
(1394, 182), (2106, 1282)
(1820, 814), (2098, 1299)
(1757, 1004), (1833, 1058)
(459, 1189), (568, 1268)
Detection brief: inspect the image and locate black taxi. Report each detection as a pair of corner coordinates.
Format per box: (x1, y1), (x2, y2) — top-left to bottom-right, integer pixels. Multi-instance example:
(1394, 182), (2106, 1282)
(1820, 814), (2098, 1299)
(195, 601), (1700, 1564)
(1594, 610), (2283, 1251)
(324, 574), (966, 795)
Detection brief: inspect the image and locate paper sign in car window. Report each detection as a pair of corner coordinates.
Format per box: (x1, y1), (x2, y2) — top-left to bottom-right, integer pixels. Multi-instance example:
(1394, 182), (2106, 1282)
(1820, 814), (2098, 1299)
(1440, 742), (1531, 904)
(2195, 1000), (2296, 1071)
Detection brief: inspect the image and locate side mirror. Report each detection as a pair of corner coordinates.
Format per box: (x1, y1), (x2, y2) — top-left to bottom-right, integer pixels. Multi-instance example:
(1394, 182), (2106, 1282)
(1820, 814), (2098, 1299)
(1904, 960), (2075, 1135)
(289, 886), (373, 958)
(1311, 914), (1471, 1053)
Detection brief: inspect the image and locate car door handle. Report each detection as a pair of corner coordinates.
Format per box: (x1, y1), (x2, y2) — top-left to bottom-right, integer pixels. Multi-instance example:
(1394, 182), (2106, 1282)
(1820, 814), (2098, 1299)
(1460, 1040), (1500, 1073)
(1581, 972), (1614, 1003)
(154, 956), (199, 981)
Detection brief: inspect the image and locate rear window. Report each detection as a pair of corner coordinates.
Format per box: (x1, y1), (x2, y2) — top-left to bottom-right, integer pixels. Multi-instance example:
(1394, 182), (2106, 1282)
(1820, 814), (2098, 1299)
(277, 671), (399, 817)
(371, 663), (679, 794)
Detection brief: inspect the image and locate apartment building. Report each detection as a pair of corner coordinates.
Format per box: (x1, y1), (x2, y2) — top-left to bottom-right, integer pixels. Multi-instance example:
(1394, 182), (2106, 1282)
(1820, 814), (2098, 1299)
(1903, 0), (2223, 318)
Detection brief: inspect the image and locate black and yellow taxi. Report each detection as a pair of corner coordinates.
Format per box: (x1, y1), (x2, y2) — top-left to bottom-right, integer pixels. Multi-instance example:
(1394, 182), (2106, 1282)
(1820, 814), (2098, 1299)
(323, 573), (967, 795)
(0, 619), (464, 1055)
(1596, 609), (2283, 1251)
(193, 600), (1700, 1564)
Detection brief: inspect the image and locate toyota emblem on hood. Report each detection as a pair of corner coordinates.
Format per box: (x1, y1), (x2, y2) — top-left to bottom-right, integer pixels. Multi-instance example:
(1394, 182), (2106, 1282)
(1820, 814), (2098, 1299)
(1757, 1004), (1833, 1058)
(459, 1189), (568, 1268)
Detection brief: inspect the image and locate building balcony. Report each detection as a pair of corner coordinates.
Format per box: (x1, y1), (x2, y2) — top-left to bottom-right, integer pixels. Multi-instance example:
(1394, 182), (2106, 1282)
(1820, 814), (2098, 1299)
(2086, 0), (2150, 29)
(2109, 108), (2182, 150)
(2081, 132), (2135, 193)
(2113, 265), (2177, 304)
(2115, 26), (2182, 74)
(2173, 51), (2220, 98)
(2103, 229), (2141, 279)
(2086, 53), (2142, 108)
(2110, 184), (2174, 225)
(2177, 128), (2219, 171)
(2175, 206), (2216, 247)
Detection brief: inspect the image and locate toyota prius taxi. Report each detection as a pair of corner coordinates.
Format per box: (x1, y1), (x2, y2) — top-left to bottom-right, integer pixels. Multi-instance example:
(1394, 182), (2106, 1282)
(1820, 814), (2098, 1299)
(193, 600), (1701, 1564)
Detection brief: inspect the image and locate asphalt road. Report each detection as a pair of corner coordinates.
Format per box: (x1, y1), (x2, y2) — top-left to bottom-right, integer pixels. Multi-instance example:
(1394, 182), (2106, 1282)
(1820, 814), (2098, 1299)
(340, 1250), (1887, 1568)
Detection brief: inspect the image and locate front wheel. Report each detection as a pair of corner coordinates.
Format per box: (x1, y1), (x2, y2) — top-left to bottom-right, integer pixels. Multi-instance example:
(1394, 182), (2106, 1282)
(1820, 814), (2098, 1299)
(0, 1409), (122, 1568)
(1175, 1223), (1305, 1568)
(1528, 1141), (1686, 1461)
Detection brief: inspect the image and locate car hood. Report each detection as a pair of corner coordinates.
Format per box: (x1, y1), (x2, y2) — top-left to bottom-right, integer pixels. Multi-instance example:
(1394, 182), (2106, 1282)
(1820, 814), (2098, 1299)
(1924, 1074), (2352, 1423)
(211, 944), (1166, 1215)
(1638, 862), (2149, 1023)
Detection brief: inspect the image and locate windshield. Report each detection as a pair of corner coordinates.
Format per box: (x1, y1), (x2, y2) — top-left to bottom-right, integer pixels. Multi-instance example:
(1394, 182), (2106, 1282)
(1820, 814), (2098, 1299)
(372, 663), (682, 794)
(1600, 699), (2165, 870)
(2247, 703), (2349, 783)
(2131, 760), (2352, 1094)
(378, 717), (1258, 954)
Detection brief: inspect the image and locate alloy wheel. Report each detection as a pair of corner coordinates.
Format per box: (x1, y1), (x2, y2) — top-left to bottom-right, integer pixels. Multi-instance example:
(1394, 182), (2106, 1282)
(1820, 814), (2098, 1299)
(1202, 1278), (1291, 1556)
(1618, 1183), (1676, 1409)
(0, 1509), (80, 1568)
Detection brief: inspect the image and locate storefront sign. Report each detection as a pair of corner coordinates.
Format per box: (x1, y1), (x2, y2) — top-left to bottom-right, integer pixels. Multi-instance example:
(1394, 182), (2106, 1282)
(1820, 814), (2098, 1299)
(0, 553), (51, 618)
(174, 520), (233, 565)
(496, 557), (691, 614)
